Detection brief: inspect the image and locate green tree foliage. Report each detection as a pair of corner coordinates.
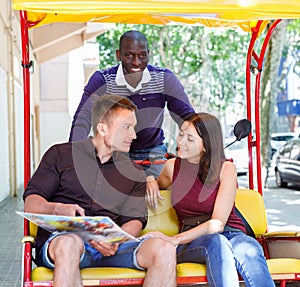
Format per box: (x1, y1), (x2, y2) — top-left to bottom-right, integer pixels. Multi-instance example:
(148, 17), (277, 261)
(259, 19), (299, 184)
(281, 19), (300, 79)
(96, 21), (299, 181)
(96, 24), (249, 118)
(201, 29), (249, 116)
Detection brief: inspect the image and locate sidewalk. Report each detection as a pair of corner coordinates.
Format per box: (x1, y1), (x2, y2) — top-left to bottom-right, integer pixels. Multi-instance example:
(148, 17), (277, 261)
(0, 190), (299, 287)
(0, 195), (23, 287)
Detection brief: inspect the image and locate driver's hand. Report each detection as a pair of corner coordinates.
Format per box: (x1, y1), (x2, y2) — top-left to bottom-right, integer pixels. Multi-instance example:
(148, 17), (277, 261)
(146, 176), (164, 210)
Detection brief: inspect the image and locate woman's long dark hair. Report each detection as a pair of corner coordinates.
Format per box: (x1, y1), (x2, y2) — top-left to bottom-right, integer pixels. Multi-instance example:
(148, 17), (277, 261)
(182, 112), (226, 184)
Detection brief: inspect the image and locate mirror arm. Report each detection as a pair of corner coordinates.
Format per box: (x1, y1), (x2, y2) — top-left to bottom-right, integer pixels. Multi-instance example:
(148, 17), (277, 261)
(224, 139), (237, 149)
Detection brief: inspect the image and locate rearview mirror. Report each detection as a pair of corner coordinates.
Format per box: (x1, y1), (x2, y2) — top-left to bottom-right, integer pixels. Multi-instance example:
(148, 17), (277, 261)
(224, 119), (252, 149)
(234, 119), (252, 141)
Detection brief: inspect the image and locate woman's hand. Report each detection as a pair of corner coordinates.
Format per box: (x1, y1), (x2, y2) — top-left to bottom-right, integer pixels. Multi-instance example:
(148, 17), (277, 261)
(145, 176), (164, 210)
(140, 231), (179, 247)
(89, 240), (119, 256)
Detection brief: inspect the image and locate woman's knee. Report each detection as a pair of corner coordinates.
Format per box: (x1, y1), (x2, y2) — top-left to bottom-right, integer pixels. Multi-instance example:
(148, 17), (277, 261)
(231, 234), (264, 260)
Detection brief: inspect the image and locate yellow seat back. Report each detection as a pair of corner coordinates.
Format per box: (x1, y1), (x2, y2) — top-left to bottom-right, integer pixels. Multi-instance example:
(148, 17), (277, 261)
(28, 188), (267, 239)
(141, 189), (179, 236)
(142, 188), (268, 238)
(30, 221), (38, 237)
(28, 190), (179, 238)
(235, 188), (268, 237)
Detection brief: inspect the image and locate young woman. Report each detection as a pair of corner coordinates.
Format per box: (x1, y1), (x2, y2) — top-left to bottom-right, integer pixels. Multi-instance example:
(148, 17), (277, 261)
(144, 112), (275, 287)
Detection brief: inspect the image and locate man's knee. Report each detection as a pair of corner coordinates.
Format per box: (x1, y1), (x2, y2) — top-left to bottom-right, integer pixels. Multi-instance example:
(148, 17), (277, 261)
(155, 238), (176, 258)
(49, 233), (83, 260)
(137, 238), (176, 268)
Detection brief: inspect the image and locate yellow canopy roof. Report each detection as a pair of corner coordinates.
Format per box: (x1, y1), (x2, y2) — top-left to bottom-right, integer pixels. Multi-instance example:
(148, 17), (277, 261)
(12, 0), (300, 32)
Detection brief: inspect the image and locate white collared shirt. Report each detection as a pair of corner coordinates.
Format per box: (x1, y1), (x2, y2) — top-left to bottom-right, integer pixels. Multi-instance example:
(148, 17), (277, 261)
(115, 63), (151, 93)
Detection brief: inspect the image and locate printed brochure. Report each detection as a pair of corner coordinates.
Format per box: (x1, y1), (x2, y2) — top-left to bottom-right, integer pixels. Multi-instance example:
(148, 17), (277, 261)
(16, 211), (138, 243)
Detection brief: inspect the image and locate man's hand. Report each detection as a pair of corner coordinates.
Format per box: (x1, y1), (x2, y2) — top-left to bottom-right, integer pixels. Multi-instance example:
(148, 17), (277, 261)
(24, 194), (85, 216)
(89, 240), (119, 256)
(53, 203), (85, 217)
(146, 176), (164, 210)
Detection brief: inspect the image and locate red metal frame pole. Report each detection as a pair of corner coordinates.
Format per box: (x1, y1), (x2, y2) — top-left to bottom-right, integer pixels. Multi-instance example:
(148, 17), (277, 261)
(254, 19), (282, 195)
(246, 20), (263, 191)
(246, 20), (282, 195)
(20, 10), (31, 190)
(20, 10), (32, 284)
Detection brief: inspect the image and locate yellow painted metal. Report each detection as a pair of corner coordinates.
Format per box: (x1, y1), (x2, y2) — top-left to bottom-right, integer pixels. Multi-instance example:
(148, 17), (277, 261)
(12, 0), (300, 32)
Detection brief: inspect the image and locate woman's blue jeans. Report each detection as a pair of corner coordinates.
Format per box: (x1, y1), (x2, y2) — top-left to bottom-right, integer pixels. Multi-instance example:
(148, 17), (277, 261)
(176, 231), (275, 287)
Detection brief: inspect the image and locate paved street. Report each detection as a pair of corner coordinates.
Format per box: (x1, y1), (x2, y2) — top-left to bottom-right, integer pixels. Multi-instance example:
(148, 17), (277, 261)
(264, 184), (300, 232)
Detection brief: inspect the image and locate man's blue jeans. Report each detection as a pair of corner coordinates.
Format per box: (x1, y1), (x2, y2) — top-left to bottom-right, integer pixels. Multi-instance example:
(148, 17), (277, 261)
(39, 232), (147, 270)
(176, 231), (275, 287)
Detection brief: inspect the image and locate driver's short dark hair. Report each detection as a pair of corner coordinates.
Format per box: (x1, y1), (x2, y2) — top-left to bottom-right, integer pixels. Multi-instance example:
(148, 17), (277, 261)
(119, 30), (148, 50)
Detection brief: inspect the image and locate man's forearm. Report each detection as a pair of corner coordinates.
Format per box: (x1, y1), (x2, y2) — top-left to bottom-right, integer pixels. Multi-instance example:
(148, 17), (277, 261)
(24, 194), (57, 214)
(121, 220), (143, 237)
(24, 195), (85, 216)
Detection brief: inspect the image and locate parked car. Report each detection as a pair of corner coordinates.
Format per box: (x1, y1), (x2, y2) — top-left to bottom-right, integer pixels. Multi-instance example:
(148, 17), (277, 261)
(271, 132), (298, 157)
(274, 139), (300, 187)
(225, 138), (249, 175)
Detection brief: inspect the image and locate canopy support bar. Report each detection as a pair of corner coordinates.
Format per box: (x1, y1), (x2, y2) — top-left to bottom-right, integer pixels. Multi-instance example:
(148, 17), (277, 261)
(20, 10), (32, 284)
(20, 10), (31, 188)
(246, 19), (282, 194)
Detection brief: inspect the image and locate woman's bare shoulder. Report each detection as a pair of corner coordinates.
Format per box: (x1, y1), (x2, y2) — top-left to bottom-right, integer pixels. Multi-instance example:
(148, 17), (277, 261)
(221, 160), (237, 175)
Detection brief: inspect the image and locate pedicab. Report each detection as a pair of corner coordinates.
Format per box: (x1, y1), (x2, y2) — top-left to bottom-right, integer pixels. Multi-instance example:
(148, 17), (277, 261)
(11, 0), (300, 286)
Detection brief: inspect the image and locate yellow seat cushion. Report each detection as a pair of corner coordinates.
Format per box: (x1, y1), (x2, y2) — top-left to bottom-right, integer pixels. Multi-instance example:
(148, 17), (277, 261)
(32, 266), (146, 281)
(32, 264), (207, 282)
(176, 263), (206, 276)
(82, 267), (146, 279)
(263, 231), (300, 237)
(267, 258), (300, 274)
(32, 267), (53, 281)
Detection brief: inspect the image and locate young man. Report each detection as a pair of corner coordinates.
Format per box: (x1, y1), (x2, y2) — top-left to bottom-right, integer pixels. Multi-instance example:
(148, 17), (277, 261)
(23, 95), (177, 287)
(69, 30), (195, 179)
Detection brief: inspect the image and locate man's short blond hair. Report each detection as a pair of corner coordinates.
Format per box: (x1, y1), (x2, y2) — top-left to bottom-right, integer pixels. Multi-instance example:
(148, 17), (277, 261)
(91, 94), (137, 135)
